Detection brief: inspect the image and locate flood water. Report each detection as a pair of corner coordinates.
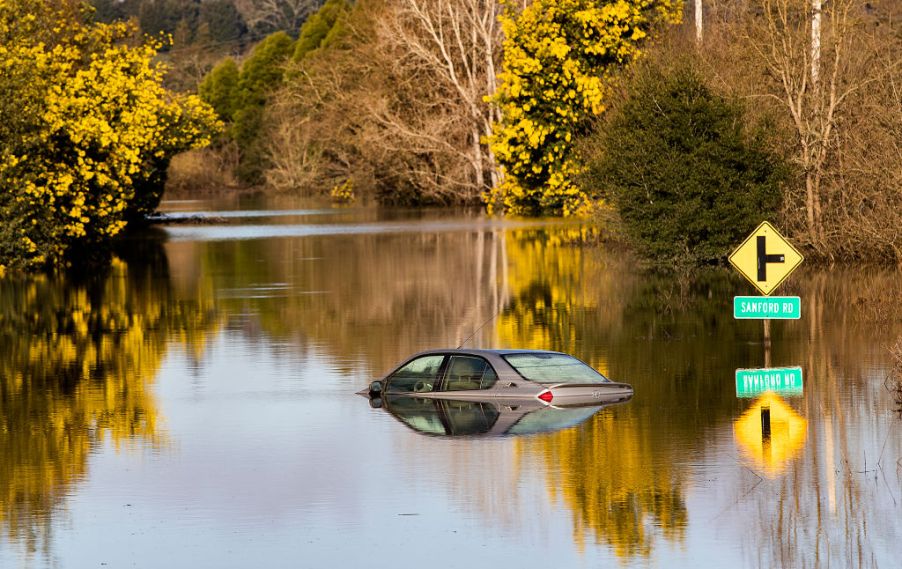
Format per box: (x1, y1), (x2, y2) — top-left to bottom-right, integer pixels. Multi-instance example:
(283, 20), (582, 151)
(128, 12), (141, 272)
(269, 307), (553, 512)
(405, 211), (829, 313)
(1, 198), (901, 568)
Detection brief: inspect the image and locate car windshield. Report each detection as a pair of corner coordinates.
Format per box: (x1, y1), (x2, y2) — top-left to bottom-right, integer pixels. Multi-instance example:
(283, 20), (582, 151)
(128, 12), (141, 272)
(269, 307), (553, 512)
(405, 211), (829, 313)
(503, 353), (608, 384)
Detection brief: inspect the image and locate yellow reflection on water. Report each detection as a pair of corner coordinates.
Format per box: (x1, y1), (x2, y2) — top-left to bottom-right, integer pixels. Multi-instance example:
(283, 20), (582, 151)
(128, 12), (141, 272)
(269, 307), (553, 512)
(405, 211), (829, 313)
(496, 226), (618, 372)
(501, 227), (686, 559)
(0, 255), (217, 553)
(515, 413), (687, 559)
(733, 392), (807, 479)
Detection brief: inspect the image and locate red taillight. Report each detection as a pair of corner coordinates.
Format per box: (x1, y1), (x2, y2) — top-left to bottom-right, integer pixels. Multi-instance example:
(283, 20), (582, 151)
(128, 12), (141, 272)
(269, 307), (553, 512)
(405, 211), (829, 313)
(537, 390), (553, 403)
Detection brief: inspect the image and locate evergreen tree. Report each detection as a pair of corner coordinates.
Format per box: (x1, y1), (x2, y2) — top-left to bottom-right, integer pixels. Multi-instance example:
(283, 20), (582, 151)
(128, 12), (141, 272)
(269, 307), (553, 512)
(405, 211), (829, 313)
(233, 31), (294, 183)
(200, 58), (241, 122)
(585, 61), (788, 266)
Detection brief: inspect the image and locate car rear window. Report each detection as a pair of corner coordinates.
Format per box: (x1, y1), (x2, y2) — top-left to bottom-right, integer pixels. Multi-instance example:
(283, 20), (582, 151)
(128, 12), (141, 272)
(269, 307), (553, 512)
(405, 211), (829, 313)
(502, 353), (608, 384)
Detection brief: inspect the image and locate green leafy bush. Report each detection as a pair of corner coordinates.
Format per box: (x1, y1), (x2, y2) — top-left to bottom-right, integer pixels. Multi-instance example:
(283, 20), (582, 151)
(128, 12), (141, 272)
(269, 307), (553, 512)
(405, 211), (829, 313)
(584, 60), (788, 266)
(199, 57), (240, 122)
(231, 31), (293, 183)
(292, 0), (349, 61)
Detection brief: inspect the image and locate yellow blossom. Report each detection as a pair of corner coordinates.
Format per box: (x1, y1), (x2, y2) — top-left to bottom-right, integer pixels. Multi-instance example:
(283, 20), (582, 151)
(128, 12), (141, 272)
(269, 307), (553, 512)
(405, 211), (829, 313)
(0, 0), (221, 270)
(487, 0), (681, 216)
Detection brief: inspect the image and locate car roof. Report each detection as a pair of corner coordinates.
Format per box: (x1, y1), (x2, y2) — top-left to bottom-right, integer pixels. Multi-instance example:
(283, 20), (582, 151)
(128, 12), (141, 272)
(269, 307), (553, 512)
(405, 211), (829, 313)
(381, 348), (573, 379)
(407, 348), (567, 358)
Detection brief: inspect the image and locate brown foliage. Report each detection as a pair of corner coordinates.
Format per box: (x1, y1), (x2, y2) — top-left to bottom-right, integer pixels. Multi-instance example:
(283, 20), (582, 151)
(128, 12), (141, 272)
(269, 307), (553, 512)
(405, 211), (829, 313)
(263, 0), (500, 205)
(690, 0), (902, 262)
(166, 144), (241, 194)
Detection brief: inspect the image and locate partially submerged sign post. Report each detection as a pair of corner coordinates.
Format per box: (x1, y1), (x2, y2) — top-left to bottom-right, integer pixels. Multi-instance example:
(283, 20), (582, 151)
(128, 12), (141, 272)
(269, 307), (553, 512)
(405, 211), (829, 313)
(730, 222), (805, 409)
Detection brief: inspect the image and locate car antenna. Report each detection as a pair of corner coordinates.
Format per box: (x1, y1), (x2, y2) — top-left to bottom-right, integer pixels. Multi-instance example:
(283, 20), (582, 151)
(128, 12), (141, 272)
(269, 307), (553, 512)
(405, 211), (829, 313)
(456, 310), (501, 349)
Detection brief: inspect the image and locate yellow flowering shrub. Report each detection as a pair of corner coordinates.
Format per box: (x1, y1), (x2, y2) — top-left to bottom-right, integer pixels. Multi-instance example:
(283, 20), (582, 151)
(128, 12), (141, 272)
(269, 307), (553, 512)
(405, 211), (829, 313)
(329, 179), (356, 204)
(488, 0), (681, 216)
(0, 0), (220, 270)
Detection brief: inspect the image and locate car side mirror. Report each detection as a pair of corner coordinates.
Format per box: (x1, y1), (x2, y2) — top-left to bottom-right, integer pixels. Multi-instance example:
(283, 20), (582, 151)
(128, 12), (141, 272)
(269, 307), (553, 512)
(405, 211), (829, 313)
(369, 380), (383, 396)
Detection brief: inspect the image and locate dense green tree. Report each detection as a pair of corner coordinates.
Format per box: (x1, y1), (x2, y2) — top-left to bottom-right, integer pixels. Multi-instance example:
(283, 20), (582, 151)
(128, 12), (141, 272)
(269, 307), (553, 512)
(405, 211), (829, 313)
(236, 31), (294, 106)
(292, 0), (348, 61)
(199, 58), (241, 122)
(584, 60), (788, 266)
(232, 31), (294, 183)
(91, 0), (127, 21)
(137, 0), (200, 40)
(91, 0), (251, 48)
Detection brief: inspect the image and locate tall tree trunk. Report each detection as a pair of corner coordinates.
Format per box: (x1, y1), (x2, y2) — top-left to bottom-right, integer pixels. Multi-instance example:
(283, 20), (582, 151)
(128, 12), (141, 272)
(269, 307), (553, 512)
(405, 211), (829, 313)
(809, 0), (823, 243)
(811, 0), (821, 90)
(805, 170), (820, 242)
(695, 0), (703, 44)
(472, 126), (485, 195)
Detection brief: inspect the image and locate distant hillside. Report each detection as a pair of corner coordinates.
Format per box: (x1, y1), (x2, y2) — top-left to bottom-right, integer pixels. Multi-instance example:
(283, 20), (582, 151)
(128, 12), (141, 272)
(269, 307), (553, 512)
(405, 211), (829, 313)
(89, 0), (323, 90)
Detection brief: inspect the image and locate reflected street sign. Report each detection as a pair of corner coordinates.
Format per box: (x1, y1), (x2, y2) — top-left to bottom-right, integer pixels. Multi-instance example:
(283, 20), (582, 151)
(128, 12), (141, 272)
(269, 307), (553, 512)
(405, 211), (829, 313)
(729, 221), (803, 296)
(734, 296), (801, 319)
(736, 366), (803, 398)
(734, 392), (807, 478)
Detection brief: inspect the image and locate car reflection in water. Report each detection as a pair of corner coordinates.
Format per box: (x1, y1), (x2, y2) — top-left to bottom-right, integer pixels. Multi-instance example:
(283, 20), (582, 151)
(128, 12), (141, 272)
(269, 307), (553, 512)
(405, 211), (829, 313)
(360, 349), (633, 437)
(373, 395), (629, 437)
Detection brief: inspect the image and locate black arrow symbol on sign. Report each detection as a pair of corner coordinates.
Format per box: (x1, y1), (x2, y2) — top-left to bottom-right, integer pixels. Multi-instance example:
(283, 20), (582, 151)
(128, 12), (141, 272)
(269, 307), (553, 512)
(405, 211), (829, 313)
(757, 236), (784, 281)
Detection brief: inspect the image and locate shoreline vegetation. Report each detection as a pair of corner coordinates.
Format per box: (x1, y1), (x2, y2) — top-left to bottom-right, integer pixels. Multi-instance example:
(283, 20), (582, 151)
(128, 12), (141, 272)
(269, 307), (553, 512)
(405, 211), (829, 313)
(1, 0), (900, 273)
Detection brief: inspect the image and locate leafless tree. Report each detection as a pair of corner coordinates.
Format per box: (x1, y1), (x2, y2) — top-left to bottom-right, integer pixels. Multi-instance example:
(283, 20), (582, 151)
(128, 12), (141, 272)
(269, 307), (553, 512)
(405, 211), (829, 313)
(695, 0), (704, 43)
(376, 0), (503, 195)
(265, 0), (504, 205)
(676, 1), (901, 260)
(747, 0), (867, 248)
(235, 0), (321, 35)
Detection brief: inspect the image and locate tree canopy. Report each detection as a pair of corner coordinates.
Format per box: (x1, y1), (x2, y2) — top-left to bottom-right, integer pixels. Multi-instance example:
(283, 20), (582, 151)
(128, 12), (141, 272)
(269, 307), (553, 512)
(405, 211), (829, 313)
(0, 0), (220, 271)
(488, 0), (682, 216)
(584, 61), (788, 266)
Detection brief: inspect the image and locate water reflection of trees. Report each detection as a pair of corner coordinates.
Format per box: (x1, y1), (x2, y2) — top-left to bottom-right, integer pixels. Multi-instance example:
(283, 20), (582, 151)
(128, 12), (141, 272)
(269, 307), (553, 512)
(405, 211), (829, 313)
(498, 229), (702, 558)
(168, 225), (513, 375)
(502, 238), (902, 563)
(520, 412), (688, 557)
(0, 237), (218, 554)
(158, 219), (902, 564)
(738, 269), (902, 569)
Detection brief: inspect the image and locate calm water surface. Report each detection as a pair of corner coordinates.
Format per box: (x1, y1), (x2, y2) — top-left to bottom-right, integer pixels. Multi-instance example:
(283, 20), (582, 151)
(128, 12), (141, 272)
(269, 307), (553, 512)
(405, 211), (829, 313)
(1, 198), (900, 568)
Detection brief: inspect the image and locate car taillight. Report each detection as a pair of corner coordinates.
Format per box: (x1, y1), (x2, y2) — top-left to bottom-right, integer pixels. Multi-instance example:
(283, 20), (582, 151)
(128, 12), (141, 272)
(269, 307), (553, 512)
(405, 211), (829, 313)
(538, 390), (553, 403)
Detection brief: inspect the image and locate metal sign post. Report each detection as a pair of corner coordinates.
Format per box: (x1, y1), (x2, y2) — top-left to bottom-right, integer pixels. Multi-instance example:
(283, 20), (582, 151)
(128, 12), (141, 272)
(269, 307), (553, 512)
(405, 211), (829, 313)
(730, 221), (805, 400)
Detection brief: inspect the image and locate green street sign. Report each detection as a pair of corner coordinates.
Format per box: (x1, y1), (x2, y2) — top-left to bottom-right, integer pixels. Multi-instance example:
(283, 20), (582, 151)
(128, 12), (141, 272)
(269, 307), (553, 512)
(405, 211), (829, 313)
(735, 366), (804, 398)
(734, 296), (800, 319)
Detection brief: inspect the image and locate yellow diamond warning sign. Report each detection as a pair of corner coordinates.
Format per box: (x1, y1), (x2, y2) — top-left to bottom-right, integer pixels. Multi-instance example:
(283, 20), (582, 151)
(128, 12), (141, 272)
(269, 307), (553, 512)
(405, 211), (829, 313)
(729, 221), (803, 296)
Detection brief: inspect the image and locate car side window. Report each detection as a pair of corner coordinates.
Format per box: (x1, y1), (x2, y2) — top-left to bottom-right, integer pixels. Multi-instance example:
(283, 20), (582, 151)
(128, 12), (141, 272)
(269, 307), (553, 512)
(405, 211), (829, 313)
(385, 355), (445, 393)
(443, 356), (498, 391)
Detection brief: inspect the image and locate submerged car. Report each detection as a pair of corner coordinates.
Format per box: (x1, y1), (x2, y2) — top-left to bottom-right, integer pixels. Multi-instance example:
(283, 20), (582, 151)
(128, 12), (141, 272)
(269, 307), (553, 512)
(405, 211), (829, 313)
(376, 395), (625, 438)
(358, 348), (633, 407)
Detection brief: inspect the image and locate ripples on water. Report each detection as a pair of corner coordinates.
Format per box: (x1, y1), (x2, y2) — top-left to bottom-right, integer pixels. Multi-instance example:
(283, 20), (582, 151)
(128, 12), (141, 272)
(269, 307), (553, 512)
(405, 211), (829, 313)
(0, 199), (900, 568)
